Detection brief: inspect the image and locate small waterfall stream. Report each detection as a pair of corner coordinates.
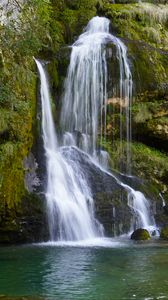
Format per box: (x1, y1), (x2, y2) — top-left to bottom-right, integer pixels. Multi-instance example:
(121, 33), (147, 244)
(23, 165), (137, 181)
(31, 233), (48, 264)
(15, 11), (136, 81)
(35, 16), (156, 242)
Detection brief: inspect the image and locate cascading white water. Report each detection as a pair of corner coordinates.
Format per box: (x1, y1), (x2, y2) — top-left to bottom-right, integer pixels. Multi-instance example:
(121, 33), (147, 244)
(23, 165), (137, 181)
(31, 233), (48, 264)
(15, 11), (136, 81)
(128, 190), (154, 230)
(61, 17), (109, 155)
(36, 16), (157, 240)
(61, 16), (132, 172)
(35, 59), (104, 241)
(116, 38), (133, 174)
(60, 16), (155, 234)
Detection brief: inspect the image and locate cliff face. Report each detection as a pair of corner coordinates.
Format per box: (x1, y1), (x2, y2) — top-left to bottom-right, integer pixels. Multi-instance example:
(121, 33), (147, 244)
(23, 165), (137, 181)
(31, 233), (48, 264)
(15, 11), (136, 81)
(0, 0), (168, 243)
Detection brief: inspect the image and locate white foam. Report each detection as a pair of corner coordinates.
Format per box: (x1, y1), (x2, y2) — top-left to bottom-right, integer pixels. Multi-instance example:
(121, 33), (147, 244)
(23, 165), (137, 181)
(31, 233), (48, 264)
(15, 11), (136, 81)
(37, 237), (127, 248)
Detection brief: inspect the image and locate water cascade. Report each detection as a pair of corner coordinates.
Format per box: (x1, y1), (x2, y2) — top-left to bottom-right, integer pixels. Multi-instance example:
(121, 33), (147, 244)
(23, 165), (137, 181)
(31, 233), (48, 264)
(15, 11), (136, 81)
(61, 16), (132, 172)
(35, 59), (104, 241)
(36, 16), (156, 241)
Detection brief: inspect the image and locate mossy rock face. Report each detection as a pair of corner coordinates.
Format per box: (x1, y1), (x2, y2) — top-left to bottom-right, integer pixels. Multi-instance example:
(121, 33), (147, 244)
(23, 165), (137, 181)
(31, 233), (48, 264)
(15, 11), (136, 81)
(129, 42), (167, 94)
(101, 140), (168, 195)
(160, 226), (168, 240)
(0, 193), (49, 245)
(101, 3), (168, 96)
(131, 100), (168, 151)
(131, 228), (150, 240)
(102, 3), (168, 50)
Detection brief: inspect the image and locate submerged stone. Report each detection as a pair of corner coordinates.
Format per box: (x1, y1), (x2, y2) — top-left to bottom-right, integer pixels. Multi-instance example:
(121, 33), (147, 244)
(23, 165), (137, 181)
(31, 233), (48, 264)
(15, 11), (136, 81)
(131, 228), (150, 240)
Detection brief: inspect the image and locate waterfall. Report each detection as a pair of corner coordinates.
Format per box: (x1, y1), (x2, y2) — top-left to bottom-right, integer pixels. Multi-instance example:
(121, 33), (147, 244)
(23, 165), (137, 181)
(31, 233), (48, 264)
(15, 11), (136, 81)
(60, 17), (109, 156)
(35, 16), (156, 241)
(61, 16), (132, 173)
(35, 59), (104, 241)
(60, 16), (155, 234)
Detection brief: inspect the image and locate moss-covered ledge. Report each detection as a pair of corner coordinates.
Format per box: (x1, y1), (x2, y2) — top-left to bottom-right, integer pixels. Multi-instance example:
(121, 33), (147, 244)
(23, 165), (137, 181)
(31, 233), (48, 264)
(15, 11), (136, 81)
(101, 140), (168, 201)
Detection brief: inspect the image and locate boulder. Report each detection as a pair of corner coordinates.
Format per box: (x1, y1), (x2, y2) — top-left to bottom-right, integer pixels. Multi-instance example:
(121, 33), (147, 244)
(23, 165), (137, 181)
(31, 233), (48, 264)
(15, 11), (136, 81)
(131, 228), (150, 240)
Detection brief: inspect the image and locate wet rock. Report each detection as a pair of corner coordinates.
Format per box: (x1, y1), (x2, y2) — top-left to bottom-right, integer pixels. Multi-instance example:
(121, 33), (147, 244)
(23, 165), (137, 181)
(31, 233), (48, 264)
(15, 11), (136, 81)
(24, 152), (40, 193)
(94, 191), (132, 236)
(131, 228), (150, 240)
(163, 205), (168, 215)
(0, 193), (49, 245)
(160, 226), (168, 240)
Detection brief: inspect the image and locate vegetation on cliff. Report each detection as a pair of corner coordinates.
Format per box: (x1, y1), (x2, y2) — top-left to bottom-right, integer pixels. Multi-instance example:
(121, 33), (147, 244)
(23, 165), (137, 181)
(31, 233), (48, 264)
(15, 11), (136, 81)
(0, 0), (52, 211)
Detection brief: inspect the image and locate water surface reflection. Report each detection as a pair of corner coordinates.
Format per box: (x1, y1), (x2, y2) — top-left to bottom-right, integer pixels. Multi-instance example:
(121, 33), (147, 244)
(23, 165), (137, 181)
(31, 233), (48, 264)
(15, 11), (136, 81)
(0, 242), (168, 299)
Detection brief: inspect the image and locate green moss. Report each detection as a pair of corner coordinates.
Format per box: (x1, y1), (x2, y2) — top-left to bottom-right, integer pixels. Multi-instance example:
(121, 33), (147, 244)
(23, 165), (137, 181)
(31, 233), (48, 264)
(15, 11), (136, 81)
(0, 109), (9, 135)
(51, 0), (97, 44)
(62, 9), (79, 41)
(101, 3), (168, 94)
(102, 3), (168, 50)
(101, 139), (168, 201)
(132, 100), (168, 144)
(131, 45), (167, 92)
(142, 117), (168, 140)
(132, 100), (168, 121)
(47, 60), (59, 89)
(0, 61), (37, 212)
(0, 143), (24, 209)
